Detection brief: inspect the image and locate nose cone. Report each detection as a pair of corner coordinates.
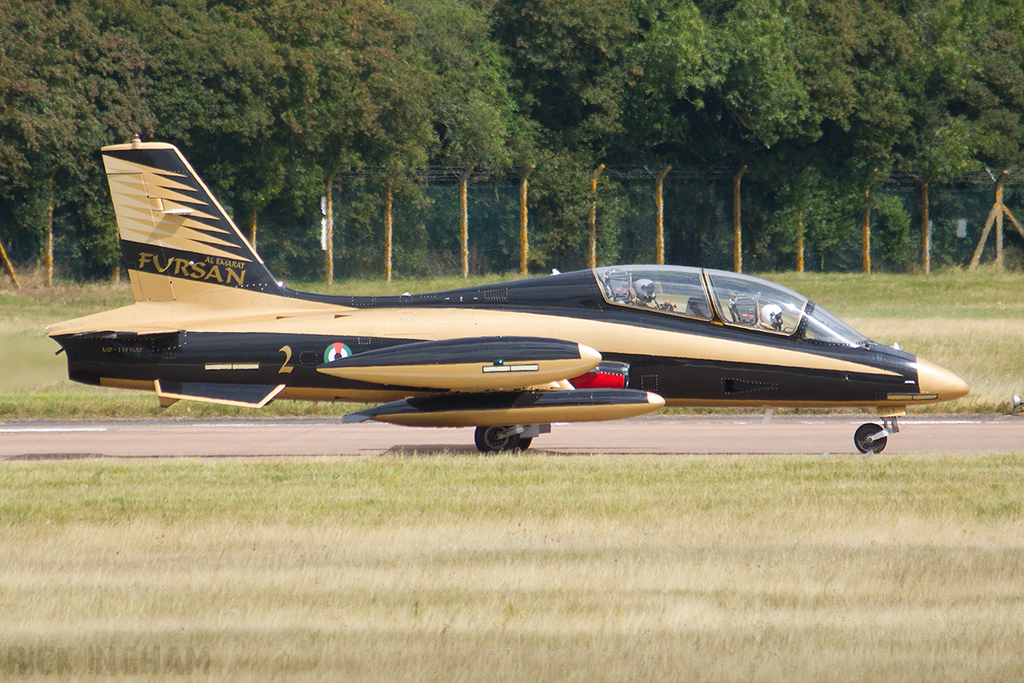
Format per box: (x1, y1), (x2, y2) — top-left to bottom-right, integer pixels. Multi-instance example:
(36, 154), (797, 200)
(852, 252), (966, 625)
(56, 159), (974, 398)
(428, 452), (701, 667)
(916, 358), (969, 402)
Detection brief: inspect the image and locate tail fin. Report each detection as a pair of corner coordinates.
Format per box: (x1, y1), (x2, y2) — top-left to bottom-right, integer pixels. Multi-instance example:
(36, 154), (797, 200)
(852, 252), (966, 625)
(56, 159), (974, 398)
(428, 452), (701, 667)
(102, 137), (282, 303)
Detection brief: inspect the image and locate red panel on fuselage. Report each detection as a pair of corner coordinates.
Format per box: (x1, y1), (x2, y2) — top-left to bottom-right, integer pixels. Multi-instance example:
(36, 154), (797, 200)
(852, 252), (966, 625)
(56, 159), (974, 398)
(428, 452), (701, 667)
(571, 370), (627, 390)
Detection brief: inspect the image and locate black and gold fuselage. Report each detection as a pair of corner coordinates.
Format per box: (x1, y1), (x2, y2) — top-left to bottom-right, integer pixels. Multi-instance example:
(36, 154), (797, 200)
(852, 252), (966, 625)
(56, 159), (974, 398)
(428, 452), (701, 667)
(49, 140), (967, 440)
(53, 268), (959, 412)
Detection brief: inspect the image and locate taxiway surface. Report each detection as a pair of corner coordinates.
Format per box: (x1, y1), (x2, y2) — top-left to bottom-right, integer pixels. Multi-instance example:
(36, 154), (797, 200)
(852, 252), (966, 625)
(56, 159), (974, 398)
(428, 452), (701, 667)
(1, 414), (1020, 458)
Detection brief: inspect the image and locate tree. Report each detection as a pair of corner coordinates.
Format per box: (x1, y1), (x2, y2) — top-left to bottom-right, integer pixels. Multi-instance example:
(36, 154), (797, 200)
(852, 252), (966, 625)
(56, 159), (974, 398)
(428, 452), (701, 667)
(123, 0), (289, 247)
(630, 0), (813, 163)
(0, 0), (150, 281)
(397, 0), (517, 168)
(494, 0), (640, 154)
(491, 0), (640, 267)
(254, 0), (438, 279)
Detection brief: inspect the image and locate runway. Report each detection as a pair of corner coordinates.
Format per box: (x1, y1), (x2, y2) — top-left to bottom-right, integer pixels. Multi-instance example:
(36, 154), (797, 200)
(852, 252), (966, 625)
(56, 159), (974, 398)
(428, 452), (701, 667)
(1, 414), (1020, 459)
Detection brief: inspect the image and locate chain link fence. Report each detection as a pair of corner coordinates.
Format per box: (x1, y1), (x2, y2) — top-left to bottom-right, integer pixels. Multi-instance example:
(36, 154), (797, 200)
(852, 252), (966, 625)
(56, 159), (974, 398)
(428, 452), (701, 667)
(258, 168), (1019, 279)
(30, 166), (1021, 283)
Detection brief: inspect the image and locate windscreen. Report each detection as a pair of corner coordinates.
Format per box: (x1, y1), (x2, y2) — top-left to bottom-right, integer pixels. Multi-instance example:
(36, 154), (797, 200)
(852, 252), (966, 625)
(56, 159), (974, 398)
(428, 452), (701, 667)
(801, 303), (870, 346)
(594, 266), (713, 320)
(595, 266), (871, 346)
(704, 269), (870, 345)
(705, 270), (806, 335)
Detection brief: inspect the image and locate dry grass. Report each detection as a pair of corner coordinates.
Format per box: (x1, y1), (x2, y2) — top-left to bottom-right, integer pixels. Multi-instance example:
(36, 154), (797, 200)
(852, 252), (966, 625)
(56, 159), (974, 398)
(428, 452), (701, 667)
(1, 455), (1021, 682)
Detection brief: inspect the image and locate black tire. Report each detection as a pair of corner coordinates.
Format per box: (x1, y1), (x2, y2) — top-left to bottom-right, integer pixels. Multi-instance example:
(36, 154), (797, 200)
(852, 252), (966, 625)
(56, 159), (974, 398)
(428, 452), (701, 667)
(854, 423), (887, 454)
(474, 426), (521, 453)
(516, 437), (533, 451)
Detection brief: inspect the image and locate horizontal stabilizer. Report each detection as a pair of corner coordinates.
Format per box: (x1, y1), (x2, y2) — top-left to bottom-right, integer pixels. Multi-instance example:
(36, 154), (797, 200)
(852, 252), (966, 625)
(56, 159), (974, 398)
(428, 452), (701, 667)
(343, 388), (664, 427)
(320, 336), (601, 392)
(155, 380), (285, 408)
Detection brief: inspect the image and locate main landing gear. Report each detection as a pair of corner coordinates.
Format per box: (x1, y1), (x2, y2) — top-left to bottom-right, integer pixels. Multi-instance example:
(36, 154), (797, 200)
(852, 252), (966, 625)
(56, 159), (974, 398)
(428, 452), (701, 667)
(473, 424), (550, 453)
(854, 416), (900, 454)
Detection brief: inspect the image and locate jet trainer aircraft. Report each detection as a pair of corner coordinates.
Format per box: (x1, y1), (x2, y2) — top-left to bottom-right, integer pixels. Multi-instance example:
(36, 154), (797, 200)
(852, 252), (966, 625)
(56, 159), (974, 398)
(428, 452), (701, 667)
(49, 138), (969, 453)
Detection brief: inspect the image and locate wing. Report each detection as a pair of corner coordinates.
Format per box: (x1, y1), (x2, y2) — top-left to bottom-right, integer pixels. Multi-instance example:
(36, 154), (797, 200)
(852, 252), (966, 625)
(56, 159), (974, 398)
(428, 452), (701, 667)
(325, 336), (664, 427)
(341, 388), (664, 427)
(318, 336), (601, 392)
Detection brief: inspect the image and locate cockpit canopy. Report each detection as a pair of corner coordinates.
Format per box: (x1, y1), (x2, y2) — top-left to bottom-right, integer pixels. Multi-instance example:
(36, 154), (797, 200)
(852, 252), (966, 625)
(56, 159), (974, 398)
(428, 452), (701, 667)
(593, 265), (869, 346)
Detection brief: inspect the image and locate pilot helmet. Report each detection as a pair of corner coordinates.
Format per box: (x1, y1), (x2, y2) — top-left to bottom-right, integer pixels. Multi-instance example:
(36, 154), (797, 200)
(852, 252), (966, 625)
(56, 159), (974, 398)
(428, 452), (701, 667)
(762, 303), (783, 327)
(634, 279), (656, 302)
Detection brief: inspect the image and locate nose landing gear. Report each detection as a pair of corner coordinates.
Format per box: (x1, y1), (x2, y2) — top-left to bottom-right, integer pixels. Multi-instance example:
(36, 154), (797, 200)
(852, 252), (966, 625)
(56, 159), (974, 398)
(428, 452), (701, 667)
(854, 416), (900, 454)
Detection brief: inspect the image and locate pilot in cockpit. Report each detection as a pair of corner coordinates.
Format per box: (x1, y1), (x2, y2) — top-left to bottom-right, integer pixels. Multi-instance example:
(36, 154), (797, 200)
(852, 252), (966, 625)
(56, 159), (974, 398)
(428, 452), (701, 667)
(724, 292), (787, 332)
(761, 303), (784, 331)
(633, 278), (676, 312)
(633, 278), (657, 305)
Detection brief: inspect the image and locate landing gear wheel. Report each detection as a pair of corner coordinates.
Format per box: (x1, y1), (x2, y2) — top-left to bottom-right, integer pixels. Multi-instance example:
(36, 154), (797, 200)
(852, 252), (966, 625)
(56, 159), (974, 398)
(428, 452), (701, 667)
(854, 423), (887, 454)
(474, 426), (521, 453)
(517, 437), (533, 451)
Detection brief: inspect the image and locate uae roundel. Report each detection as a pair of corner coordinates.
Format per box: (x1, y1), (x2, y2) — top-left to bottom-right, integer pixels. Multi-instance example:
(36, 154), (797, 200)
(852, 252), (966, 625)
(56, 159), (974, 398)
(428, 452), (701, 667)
(324, 342), (352, 363)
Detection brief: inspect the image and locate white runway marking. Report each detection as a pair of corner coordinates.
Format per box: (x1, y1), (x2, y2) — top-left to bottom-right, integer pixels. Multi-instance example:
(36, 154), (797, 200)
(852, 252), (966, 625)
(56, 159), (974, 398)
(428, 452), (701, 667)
(190, 423), (265, 428)
(0, 427), (107, 433)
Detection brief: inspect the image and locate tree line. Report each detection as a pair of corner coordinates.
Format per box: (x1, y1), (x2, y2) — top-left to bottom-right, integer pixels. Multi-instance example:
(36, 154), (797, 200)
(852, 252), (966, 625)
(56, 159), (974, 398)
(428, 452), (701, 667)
(2, 0), (1023, 283)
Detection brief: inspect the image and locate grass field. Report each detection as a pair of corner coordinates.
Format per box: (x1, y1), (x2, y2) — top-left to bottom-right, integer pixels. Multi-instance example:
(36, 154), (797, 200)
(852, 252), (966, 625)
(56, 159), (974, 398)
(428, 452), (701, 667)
(0, 454), (1022, 682)
(1, 267), (1022, 417)
(2, 269), (1022, 681)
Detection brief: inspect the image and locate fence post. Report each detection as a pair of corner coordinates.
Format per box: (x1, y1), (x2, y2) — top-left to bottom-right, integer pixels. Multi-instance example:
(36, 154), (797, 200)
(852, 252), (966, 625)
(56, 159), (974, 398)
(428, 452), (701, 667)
(1003, 174), (1024, 244)
(248, 210), (258, 252)
(997, 177), (1005, 270)
(969, 169), (1020, 271)
(920, 178), (931, 275)
(520, 165), (535, 275)
(460, 166), (474, 278)
(0, 235), (19, 289)
(44, 171), (54, 286)
(384, 176), (393, 282)
(733, 165), (747, 273)
(862, 188), (871, 274)
(323, 178), (334, 285)
(588, 165), (605, 269)
(796, 217), (804, 273)
(655, 167), (671, 265)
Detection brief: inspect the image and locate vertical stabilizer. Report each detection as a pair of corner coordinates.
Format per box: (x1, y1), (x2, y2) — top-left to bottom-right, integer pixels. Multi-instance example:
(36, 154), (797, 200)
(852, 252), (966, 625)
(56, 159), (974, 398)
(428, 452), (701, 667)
(102, 138), (282, 303)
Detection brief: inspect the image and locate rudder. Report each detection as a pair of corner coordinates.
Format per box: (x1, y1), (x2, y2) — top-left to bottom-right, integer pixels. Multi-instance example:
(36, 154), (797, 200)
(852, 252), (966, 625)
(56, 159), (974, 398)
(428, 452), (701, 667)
(102, 136), (281, 303)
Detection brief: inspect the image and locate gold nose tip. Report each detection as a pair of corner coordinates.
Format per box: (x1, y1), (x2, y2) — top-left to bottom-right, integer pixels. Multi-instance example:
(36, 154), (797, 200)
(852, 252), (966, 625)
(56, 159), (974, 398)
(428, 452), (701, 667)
(916, 358), (969, 402)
